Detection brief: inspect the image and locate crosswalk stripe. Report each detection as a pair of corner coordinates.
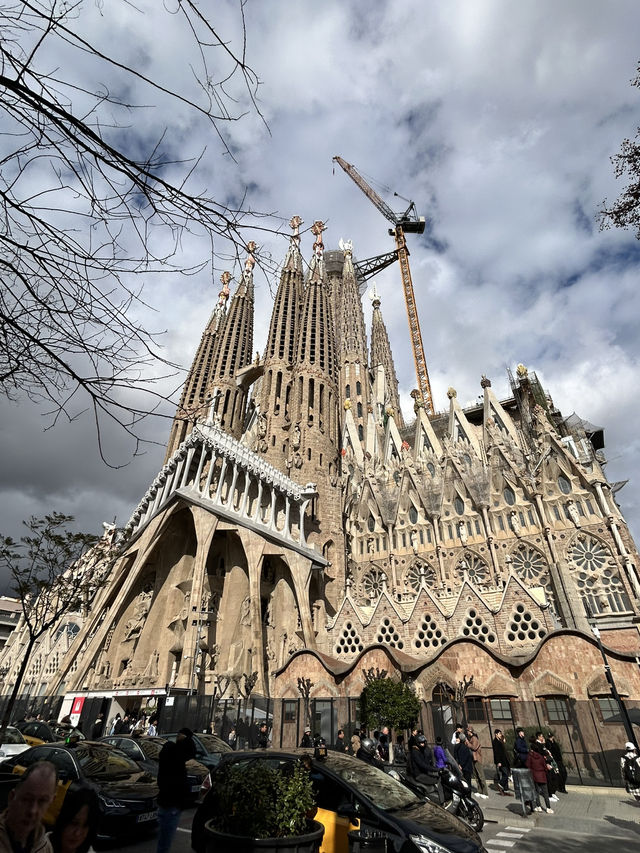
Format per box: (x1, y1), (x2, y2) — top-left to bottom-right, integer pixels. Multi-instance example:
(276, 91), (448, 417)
(486, 842), (516, 848)
(506, 825), (532, 832)
(496, 832), (524, 838)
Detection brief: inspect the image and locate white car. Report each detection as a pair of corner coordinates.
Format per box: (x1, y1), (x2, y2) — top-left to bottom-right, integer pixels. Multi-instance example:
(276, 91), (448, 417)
(0, 726), (30, 758)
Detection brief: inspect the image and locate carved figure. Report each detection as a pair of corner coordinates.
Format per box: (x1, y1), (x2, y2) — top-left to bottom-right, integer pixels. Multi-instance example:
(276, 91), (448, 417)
(567, 500), (581, 527)
(509, 510), (521, 535)
(240, 596), (251, 626)
(124, 588), (152, 641)
(292, 423), (301, 450)
(458, 521), (468, 545)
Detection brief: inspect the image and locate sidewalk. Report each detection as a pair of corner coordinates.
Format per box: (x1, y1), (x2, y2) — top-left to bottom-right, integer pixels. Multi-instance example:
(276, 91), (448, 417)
(480, 781), (640, 834)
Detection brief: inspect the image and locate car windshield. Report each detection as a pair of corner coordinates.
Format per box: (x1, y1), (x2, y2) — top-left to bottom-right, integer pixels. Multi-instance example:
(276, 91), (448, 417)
(321, 754), (420, 811)
(3, 729), (25, 745)
(197, 734), (231, 754)
(73, 744), (140, 779)
(138, 739), (163, 760)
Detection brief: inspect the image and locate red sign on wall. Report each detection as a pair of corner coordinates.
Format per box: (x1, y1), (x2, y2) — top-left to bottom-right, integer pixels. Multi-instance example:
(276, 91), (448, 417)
(71, 696), (85, 716)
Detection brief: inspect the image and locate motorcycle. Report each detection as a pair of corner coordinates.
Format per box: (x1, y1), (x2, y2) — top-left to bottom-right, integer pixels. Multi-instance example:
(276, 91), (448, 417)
(386, 764), (484, 832)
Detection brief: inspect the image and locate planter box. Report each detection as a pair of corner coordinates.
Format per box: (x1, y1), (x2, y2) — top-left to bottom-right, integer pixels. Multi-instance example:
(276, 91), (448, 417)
(204, 819), (324, 853)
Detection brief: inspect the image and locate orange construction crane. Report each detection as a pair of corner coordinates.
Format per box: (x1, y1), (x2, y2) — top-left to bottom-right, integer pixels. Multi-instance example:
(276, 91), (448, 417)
(333, 156), (434, 415)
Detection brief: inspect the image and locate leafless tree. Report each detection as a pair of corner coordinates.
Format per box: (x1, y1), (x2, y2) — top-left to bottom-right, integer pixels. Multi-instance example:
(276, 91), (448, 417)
(0, 512), (100, 736)
(0, 1), (273, 462)
(600, 60), (640, 239)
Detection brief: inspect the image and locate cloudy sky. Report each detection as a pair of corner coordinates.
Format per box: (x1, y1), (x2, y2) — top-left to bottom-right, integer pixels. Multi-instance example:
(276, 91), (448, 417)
(2, 0), (640, 593)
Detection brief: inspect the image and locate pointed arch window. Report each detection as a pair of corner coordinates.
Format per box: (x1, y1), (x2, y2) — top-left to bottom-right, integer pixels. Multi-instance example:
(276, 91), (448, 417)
(454, 496), (465, 515)
(409, 505), (418, 524)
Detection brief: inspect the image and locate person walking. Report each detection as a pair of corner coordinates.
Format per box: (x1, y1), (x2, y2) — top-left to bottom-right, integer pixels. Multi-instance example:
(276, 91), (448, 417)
(255, 722), (269, 749)
(299, 727), (313, 748)
(545, 732), (567, 794)
(91, 713), (104, 740)
(453, 733), (474, 787)
(156, 728), (196, 853)
(491, 729), (512, 796)
(527, 737), (553, 813)
(0, 761), (58, 853)
(393, 734), (407, 766)
(513, 728), (529, 768)
(621, 742), (640, 802)
(466, 725), (488, 798)
(334, 729), (347, 753)
(433, 736), (448, 769)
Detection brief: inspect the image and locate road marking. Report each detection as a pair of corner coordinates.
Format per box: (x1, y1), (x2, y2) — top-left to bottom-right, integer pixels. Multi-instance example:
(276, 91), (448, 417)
(496, 832), (524, 838)
(486, 841), (516, 848)
(505, 826), (532, 832)
(177, 827), (190, 833)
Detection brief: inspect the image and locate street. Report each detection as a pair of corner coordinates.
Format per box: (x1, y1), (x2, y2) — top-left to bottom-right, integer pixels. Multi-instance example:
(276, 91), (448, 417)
(104, 799), (640, 853)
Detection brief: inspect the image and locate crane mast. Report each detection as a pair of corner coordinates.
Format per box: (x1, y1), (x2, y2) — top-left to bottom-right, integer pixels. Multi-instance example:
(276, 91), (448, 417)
(333, 156), (434, 414)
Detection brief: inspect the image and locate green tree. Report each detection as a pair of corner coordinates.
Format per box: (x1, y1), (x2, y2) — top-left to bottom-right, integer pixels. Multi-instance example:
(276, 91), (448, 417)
(600, 60), (640, 239)
(0, 513), (99, 736)
(360, 676), (421, 731)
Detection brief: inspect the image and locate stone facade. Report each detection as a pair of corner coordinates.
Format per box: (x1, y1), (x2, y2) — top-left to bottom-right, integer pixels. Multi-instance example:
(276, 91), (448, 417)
(3, 221), (639, 733)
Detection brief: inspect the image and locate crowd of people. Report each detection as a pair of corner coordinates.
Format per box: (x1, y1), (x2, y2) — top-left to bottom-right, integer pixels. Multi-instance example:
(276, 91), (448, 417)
(491, 726), (568, 813)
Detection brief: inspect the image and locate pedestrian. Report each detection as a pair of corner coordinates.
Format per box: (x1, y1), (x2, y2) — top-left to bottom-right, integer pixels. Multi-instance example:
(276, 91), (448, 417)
(513, 727), (529, 768)
(621, 741), (640, 803)
(535, 732), (559, 802)
(526, 736), (553, 813)
(334, 729), (347, 753)
(114, 714), (127, 735)
(156, 728), (196, 853)
(408, 727), (419, 749)
(147, 716), (158, 737)
(393, 734), (407, 765)
(300, 727), (313, 748)
(377, 728), (390, 763)
(350, 727), (361, 756)
(108, 713), (121, 736)
(0, 761), (58, 853)
(466, 725), (488, 798)
(227, 727), (237, 750)
(545, 732), (567, 794)
(256, 722), (269, 749)
(491, 729), (513, 796)
(49, 786), (99, 853)
(453, 733), (473, 787)
(450, 722), (465, 746)
(91, 713), (104, 740)
(433, 736), (448, 769)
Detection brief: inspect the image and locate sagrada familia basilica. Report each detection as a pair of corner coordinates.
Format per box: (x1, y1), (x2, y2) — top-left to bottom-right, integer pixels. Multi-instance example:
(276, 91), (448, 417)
(2, 217), (640, 741)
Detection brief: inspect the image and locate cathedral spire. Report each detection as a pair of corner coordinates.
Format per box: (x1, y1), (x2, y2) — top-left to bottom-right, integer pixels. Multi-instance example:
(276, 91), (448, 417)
(337, 239), (370, 446)
(257, 219), (305, 465)
(164, 272), (231, 462)
(370, 286), (404, 428)
(208, 243), (256, 438)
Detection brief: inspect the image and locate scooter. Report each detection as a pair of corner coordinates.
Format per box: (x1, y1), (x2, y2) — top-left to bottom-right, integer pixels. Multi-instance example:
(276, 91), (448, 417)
(386, 764), (484, 832)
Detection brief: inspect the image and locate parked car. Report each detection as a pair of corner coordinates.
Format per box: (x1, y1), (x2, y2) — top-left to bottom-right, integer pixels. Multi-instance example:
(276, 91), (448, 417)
(192, 749), (486, 853)
(163, 731), (231, 771)
(0, 726), (30, 759)
(14, 720), (85, 747)
(0, 740), (158, 840)
(101, 734), (209, 799)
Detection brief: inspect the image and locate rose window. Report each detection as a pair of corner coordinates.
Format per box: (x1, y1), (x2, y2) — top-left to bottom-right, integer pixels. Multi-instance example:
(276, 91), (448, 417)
(511, 546), (546, 583)
(362, 568), (387, 598)
(570, 535), (609, 572)
(405, 562), (436, 592)
(456, 554), (489, 585)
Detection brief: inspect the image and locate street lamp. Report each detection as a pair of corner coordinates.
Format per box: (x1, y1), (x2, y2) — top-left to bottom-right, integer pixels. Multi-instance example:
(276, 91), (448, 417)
(585, 603), (638, 749)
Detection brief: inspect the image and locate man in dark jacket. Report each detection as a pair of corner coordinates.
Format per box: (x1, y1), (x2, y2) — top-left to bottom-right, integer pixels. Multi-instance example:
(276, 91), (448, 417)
(453, 733), (473, 786)
(334, 729), (347, 752)
(299, 727), (313, 748)
(156, 728), (196, 853)
(410, 735), (438, 784)
(514, 728), (529, 768)
(492, 729), (513, 796)
(545, 732), (567, 793)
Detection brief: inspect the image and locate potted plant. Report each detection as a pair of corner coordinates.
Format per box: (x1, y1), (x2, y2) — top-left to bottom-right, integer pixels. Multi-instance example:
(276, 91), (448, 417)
(204, 759), (324, 853)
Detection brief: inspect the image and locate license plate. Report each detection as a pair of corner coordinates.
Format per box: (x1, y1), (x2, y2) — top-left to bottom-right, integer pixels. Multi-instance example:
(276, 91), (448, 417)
(137, 811), (157, 823)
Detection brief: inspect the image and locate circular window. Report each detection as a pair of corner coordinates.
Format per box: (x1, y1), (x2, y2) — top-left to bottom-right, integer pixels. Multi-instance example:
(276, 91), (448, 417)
(503, 486), (516, 506)
(558, 475), (572, 494)
(454, 496), (465, 515)
(409, 506), (418, 524)
(367, 515), (375, 532)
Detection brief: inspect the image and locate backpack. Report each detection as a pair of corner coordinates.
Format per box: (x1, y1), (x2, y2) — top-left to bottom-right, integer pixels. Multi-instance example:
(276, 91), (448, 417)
(624, 755), (640, 786)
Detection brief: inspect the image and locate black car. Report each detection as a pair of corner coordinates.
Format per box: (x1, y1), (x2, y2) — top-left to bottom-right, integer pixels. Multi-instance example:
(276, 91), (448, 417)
(163, 731), (231, 771)
(15, 720), (85, 746)
(0, 741), (158, 840)
(192, 749), (486, 853)
(101, 734), (209, 799)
